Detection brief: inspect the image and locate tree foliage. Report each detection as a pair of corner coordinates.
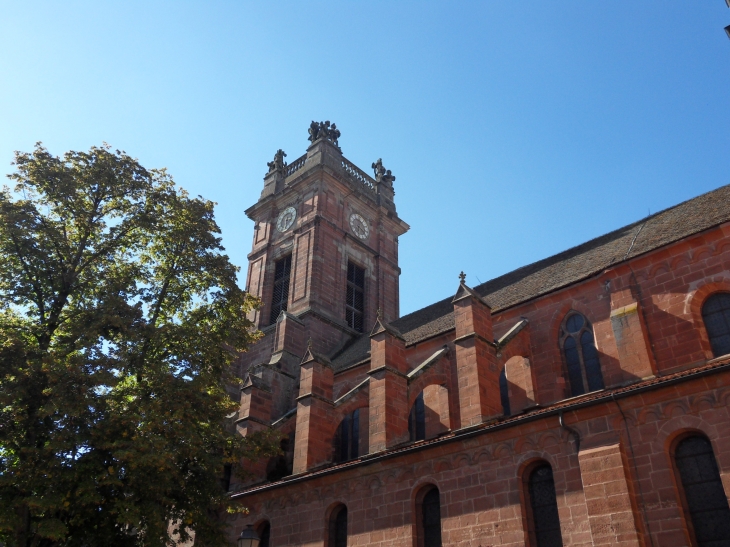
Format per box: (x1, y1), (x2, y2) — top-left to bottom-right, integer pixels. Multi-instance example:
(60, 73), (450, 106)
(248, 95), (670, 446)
(0, 144), (276, 547)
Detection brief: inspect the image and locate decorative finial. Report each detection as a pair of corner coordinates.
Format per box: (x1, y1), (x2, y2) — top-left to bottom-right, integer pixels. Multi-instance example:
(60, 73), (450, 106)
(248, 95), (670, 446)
(307, 121), (341, 147)
(267, 149), (287, 174)
(307, 337), (313, 351)
(459, 271), (466, 284)
(372, 158), (395, 186)
(377, 307), (383, 321)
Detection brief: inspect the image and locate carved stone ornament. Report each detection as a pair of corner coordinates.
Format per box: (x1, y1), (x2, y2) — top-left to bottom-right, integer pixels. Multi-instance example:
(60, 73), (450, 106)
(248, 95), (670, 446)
(267, 149), (287, 174)
(372, 158), (395, 186)
(307, 120), (341, 147)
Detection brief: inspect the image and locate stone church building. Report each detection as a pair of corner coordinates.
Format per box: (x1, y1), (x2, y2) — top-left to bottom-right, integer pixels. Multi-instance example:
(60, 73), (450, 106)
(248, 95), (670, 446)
(227, 122), (730, 547)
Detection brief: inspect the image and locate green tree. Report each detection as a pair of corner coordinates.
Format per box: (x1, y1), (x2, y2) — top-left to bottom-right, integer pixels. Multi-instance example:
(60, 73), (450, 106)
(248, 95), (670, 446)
(0, 144), (276, 547)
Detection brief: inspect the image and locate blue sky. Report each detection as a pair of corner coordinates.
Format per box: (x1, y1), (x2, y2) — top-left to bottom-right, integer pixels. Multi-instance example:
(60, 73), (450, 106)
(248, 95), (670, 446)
(1, 2), (729, 316)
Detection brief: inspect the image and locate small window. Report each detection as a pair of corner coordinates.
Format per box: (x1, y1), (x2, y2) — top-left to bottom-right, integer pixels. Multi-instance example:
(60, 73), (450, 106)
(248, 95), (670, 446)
(560, 312), (604, 396)
(220, 463), (232, 492)
(258, 522), (271, 547)
(334, 409), (360, 463)
(409, 391), (426, 442)
(346, 262), (365, 332)
(328, 505), (348, 547)
(499, 367), (510, 416)
(269, 255), (292, 325)
(702, 293), (730, 358)
(527, 463), (563, 547)
(420, 487), (442, 547)
(674, 435), (730, 545)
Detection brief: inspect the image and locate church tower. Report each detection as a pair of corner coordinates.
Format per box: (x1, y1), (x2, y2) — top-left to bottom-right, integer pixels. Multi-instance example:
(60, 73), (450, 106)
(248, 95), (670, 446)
(241, 121), (409, 370)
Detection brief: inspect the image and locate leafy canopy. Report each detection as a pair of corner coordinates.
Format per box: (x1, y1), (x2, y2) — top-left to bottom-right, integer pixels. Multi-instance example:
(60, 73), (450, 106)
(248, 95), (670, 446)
(0, 144), (275, 547)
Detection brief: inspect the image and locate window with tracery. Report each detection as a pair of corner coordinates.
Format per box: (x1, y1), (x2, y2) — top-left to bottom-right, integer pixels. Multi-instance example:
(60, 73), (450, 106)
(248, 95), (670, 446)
(420, 487), (442, 547)
(334, 409), (360, 463)
(269, 254), (292, 325)
(409, 391), (426, 442)
(674, 435), (730, 545)
(328, 505), (348, 547)
(702, 292), (730, 358)
(527, 463), (563, 547)
(560, 312), (604, 396)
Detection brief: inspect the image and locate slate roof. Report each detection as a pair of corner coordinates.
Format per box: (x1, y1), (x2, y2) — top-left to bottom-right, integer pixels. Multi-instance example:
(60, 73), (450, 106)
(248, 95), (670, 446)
(330, 184), (730, 371)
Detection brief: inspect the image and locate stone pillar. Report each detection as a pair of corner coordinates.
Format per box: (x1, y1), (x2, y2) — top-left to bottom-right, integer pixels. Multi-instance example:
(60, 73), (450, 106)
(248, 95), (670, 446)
(610, 283), (656, 382)
(235, 375), (273, 484)
(237, 374), (273, 435)
(504, 356), (537, 414)
(453, 281), (501, 427)
(368, 317), (410, 453)
(273, 311), (306, 357)
(292, 347), (334, 474)
(578, 443), (645, 546)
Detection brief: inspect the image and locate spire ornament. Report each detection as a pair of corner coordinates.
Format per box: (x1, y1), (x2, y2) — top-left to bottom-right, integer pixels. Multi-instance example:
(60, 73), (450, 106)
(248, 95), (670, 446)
(459, 271), (466, 284)
(267, 149), (287, 174)
(307, 121), (341, 147)
(372, 158), (396, 187)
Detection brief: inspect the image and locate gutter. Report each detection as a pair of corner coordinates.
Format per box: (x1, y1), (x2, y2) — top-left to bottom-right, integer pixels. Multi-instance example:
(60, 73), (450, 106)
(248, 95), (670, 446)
(231, 358), (730, 499)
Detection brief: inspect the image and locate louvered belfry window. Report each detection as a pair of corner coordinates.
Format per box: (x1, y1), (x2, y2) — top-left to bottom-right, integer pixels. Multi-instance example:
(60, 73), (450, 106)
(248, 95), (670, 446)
(335, 409), (360, 463)
(528, 464), (564, 547)
(560, 312), (604, 397)
(422, 487), (442, 547)
(269, 255), (292, 325)
(346, 261), (365, 332)
(675, 435), (730, 545)
(702, 292), (730, 358)
(329, 505), (348, 547)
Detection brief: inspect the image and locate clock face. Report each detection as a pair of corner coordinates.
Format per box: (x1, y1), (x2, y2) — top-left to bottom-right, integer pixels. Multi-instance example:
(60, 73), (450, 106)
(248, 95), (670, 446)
(349, 213), (369, 240)
(276, 206), (297, 233)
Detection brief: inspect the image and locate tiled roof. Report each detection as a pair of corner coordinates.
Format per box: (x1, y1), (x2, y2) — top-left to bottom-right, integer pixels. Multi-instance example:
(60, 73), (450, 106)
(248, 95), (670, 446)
(331, 184), (730, 371)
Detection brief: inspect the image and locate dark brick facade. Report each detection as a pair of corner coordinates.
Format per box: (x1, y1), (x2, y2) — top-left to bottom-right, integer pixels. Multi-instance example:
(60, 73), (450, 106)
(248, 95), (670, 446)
(230, 127), (730, 546)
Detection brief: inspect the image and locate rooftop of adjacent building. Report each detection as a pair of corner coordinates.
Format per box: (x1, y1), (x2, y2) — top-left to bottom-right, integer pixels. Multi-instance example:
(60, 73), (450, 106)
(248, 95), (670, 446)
(331, 183), (730, 370)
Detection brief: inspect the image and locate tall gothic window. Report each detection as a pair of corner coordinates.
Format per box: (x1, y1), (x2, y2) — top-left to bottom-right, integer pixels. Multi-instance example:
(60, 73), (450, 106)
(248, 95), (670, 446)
(527, 463), (563, 547)
(702, 293), (730, 358)
(346, 261), (365, 332)
(560, 312), (604, 397)
(420, 487), (442, 547)
(258, 522), (271, 547)
(674, 435), (730, 545)
(269, 255), (292, 325)
(334, 409), (360, 463)
(328, 505), (348, 547)
(499, 367), (511, 416)
(409, 391), (426, 442)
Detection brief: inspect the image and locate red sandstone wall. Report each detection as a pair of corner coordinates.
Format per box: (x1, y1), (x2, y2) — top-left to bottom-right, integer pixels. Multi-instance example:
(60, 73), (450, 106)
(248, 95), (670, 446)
(230, 370), (730, 547)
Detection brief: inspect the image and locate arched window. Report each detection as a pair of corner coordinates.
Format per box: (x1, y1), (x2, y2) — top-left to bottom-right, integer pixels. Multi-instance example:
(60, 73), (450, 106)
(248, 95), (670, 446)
(334, 410), (360, 463)
(527, 463), (563, 547)
(328, 505), (348, 547)
(560, 312), (604, 396)
(266, 433), (294, 481)
(418, 486), (442, 547)
(702, 293), (730, 358)
(674, 435), (730, 545)
(499, 366), (511, 416)
(257, 521), (271, 547)
(409, 391), (426, 442)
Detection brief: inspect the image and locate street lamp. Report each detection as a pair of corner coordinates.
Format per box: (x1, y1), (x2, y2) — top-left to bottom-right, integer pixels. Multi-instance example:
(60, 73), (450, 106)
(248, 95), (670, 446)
(237, 524), (260, 547)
